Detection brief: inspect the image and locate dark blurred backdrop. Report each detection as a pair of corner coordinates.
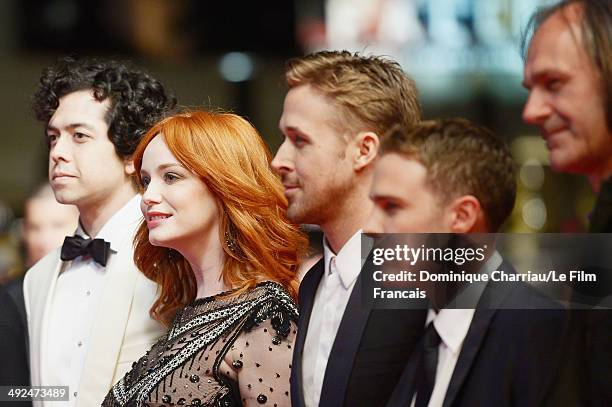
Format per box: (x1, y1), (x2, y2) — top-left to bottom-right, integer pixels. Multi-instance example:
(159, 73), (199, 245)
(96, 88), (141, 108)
(0, 0), (594, 277)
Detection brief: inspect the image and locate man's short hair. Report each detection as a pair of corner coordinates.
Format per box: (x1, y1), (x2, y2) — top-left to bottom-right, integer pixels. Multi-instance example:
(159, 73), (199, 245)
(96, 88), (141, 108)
(522, 0), (612, 129)
(381, 119), (517, 232)
(32, 57), (176, 158)
(284, 50), (421, 137)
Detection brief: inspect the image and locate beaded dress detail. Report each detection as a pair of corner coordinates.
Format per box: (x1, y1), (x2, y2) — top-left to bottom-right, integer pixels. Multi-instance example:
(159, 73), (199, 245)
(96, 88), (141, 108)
(102, 281), (298, 407)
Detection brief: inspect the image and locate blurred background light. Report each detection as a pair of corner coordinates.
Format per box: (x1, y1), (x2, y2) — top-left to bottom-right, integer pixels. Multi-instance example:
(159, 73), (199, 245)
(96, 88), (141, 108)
(520, 159), (545, 191)
(522, 198), (547, 230)
(219, 52), (255, 83)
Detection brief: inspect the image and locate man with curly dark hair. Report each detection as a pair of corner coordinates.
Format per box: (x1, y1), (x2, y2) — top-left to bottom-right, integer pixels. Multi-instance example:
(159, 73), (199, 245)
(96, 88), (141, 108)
(23, 57), (176, 407)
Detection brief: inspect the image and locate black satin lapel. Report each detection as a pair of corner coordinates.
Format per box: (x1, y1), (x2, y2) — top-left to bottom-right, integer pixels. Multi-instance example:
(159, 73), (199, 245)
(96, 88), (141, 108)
(442, 261), (515, 407)
(295, 258), (325, 354)
(291, 258), (325, 407)
(319, 275), (372, 407)
(442, 307), (496, 407)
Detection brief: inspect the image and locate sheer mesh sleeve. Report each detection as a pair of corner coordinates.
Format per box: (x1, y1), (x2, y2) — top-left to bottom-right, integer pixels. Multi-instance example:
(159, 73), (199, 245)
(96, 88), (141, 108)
(224, 318), (297, 407)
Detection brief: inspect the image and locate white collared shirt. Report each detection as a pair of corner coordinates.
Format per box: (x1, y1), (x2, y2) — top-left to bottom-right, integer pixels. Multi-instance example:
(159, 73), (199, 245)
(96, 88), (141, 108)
(412, 251), (503, 407)
(416, 308), (476, 407)
(302, 230), (363, 407)
(45, 195), (142, 406)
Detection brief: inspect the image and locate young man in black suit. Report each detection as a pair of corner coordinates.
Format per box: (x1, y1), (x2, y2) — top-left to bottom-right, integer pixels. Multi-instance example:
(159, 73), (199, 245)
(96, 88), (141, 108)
(368, 119), (573, 406)
(272, 50), (424, 407)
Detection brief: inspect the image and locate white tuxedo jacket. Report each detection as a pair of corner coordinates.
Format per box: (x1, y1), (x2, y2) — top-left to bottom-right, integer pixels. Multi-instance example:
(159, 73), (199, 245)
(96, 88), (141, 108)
(24, 215), (164, 407)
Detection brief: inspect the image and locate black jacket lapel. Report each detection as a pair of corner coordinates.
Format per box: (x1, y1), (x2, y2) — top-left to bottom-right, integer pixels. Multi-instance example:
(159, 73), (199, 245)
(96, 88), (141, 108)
(442, 260), (515, 407)
(291, 258), (325, 407)
(384, 346), (422, 407)
(319, 274), (372, 407)
(441, 307), (497, 407)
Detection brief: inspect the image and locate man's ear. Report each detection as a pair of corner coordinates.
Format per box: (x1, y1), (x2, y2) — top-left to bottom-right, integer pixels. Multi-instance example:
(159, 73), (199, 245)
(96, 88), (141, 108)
(447, 195), (487, 233)
(124, 157), (135, 176)
(354, 131), (380, 171)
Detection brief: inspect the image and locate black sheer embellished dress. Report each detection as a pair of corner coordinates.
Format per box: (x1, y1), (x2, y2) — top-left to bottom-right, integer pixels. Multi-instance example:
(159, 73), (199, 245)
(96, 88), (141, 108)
(102, 281), (297, 407)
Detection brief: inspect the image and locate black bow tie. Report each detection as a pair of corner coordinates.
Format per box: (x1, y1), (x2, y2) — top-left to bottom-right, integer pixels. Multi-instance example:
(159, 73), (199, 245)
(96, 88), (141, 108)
(60, 235), (111, 267)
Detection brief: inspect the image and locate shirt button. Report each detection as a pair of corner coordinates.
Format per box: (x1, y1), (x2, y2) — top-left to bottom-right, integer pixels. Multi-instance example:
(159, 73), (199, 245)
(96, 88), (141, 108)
(73, 391), (78, 397)
(77, 341), (82, 347)
(86, 290), (91, 296)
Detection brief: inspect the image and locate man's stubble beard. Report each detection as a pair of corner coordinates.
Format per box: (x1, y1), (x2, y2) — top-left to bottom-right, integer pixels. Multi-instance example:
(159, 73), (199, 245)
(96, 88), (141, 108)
(286, 177), (354, 227)
(286, 195), (323, 226)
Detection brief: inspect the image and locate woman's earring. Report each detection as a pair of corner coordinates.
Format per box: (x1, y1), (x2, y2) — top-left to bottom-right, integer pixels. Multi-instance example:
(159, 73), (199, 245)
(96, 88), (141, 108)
(225, 231), (240, 254)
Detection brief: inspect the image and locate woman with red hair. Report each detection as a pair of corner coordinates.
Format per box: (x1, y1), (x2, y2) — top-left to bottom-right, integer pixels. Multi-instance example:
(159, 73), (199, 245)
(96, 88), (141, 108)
(103, 110), (306, 407)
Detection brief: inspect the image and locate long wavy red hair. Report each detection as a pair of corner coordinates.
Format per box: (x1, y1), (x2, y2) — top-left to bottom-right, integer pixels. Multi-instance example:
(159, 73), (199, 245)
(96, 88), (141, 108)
(132, 110), (306, 326)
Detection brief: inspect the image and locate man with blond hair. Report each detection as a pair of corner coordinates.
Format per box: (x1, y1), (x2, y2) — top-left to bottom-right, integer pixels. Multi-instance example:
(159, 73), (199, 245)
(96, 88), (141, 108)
(272, 50), (424, 407)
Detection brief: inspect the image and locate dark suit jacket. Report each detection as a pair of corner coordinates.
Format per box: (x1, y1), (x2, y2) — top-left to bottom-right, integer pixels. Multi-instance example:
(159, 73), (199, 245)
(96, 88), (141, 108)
(574, 308), (612, 407)
(291, 258), (427, 407)
(0, 283), (31, 394)
(386, 263), (573, 407)
(585, 181), (612, 406)
(4, 277), (28, 355)
(589, 177), (612, 233)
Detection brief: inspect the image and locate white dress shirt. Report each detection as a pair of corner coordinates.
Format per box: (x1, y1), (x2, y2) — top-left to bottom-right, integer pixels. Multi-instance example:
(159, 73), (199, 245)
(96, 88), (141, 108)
(302, 230), (363, 407)
(45, 195), (142, 407)
(412, 251), (503, 407)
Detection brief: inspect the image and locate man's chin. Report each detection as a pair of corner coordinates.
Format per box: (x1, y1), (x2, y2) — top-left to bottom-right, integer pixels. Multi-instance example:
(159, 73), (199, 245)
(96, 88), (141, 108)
(286, 203), (311, 224)
(53, 194), (77, 205)
(549, 152), (583, 175)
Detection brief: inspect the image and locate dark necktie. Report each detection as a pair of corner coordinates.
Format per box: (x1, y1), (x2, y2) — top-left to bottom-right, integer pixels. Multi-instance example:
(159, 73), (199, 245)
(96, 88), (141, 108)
(415, 321), (441, 407)
(60, 235), (111, 267)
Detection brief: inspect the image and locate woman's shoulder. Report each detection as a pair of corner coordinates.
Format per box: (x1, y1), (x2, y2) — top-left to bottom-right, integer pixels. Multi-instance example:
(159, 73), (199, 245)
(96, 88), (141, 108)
(249, 281), (296, 306)
(241, 281), (298, 338)
(248, 281), (298, 317)
(172, 281), (298, 339)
